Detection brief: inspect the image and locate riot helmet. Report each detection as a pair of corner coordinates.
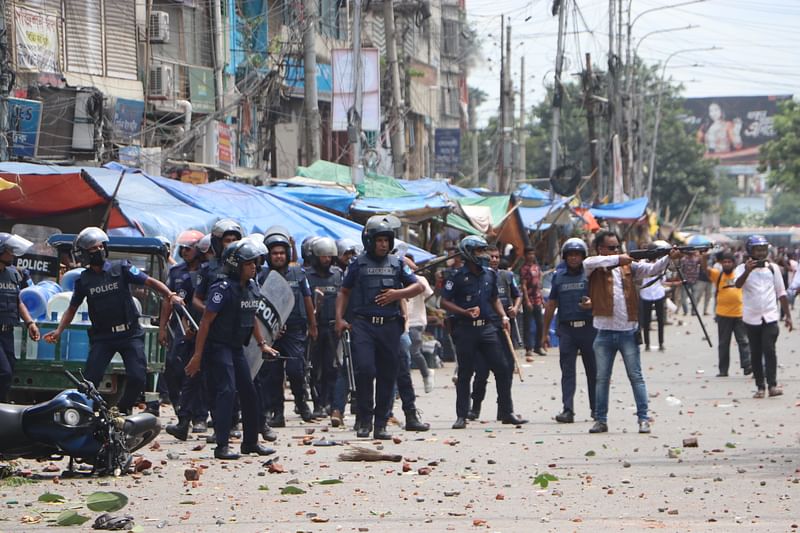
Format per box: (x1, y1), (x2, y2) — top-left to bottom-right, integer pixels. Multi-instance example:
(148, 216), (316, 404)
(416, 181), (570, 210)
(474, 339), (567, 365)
(301, 236), (320, 265)
(0, 233), (34, 259)
(74, 227), (110, 267)
(210, 218), (244, 256)
(362, 219), (395, 257)
(561, 238), (588, 259)
(311, 237), (337, 269)
(197, 233), (213, 255)
(222, 239), (262, 278)
(458, 235), (489, 267)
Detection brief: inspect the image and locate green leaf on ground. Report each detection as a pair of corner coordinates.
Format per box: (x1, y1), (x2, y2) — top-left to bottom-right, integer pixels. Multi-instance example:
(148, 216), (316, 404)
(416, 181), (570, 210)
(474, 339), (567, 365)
(533, 472), (559, 489)
(37, 492), (65, 503)
(258, 485), (269, 491)
(314, 479), (343, 485)
(56, 510), (90, 526)
(86, 491), (128, 512)
(280, 486), (306, 495)
(725, 442), (736, 449)
(0, 476), (37, 487)
(585, 450), (596, 457)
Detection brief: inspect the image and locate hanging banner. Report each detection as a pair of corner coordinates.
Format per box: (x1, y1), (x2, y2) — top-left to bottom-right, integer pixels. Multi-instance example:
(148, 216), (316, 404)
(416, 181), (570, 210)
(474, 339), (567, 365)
(331, 48), (381, 132)
(14, 6), (60, 74)
(218, 122), (235, 172)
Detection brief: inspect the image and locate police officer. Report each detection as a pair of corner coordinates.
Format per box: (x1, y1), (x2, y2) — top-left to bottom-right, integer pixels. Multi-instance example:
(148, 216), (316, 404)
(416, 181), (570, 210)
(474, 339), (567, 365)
(541, 238), (597, 423)
(45, 227), (182, 414)
(192, 219), (244, 313)
(468, 245), (520, 421)
(305, 237), (342, 419)
(335, 219), (424, 439)
(0, 233), (40, 401)
(441, 236), (527, 429)
(258, 228), (318, 426)
(184, 240), (276, 460)
(335, 238), (361, 270)
(160, 229), (208, 440)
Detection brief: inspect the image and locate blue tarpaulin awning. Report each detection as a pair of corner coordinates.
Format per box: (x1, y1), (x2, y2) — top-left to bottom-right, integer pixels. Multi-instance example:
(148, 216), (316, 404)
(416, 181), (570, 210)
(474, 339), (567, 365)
(589, 197), (648, 220)
(398, 178), (479, 199)
(518, 200), (568, 230)
(260, 185), (356, 215)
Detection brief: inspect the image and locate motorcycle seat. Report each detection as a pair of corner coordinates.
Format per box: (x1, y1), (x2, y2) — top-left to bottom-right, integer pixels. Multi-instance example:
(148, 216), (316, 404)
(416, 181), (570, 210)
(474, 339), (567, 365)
(0, 403), (29, 446)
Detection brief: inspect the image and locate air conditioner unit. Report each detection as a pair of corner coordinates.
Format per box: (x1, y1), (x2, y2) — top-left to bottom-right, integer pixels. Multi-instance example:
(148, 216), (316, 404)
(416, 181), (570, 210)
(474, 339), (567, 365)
(149, 64), (174, 99)
(149, 11), (169, 43)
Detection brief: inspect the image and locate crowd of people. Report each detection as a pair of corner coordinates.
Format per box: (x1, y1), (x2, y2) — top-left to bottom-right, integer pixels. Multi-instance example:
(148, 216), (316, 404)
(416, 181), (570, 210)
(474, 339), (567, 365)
(0, 225), (796, 460)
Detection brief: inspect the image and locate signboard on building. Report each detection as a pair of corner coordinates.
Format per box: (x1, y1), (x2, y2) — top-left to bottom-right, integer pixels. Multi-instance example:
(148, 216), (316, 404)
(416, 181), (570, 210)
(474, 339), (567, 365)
(8, 97), (42, 158)
(14, 6), (59, 74)
(682, 95), (792, 165)
(434, 128), (461, 175)
(112, 98), (145, 142)
(189, 67), (216, 113)
(218, 122), (235, 172)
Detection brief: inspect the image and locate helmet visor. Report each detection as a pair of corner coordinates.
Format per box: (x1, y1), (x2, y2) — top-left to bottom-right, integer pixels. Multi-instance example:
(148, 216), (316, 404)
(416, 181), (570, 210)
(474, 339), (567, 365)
(3, 234), (34, 256)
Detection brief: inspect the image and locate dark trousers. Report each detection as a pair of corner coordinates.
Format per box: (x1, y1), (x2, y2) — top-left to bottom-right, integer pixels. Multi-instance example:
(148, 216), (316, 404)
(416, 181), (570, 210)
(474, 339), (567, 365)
(558, 323), (597, 414)
(716, 316), (751, 374)
(394, 331), (418, 414)
(639, 297), (666, 347)
(408, 326), (430, 378)
(523, 305), (543, 350)
(85, 333), (146, 414)
(165, 339), (207, 422)
(259, 326), (307, 418)
(204, 341), (260, 447)
(0, 330), (15, 401)
(310, 325), (338, 410)
(453, 324), (512, 418)
(350, 318), (401, 427)
(470, 326), (515, 414)
(745, 321), (779, 390)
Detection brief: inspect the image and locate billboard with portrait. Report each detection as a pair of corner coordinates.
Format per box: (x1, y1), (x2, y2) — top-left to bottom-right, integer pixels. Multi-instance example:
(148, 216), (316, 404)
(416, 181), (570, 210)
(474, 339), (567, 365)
(682, 95), (792, 165)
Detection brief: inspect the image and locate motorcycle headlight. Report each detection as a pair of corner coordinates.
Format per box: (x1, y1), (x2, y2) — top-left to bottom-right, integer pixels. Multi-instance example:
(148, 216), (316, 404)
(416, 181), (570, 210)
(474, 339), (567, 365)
(62, 408), (81, 426)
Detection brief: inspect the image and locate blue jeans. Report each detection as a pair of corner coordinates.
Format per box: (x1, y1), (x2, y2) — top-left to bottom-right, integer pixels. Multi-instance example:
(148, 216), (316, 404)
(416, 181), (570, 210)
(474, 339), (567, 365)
(593, 329), (648, 423)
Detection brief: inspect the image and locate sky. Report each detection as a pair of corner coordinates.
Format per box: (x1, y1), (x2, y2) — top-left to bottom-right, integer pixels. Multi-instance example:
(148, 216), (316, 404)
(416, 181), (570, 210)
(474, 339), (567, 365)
(466, 0), (800, 126)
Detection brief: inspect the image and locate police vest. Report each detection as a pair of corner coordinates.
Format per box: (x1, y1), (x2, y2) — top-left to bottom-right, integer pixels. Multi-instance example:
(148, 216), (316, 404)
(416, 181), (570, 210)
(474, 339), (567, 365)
(552, 268), (593, 323)
(197, 258), (223, 301)
(449, 266), (497, 322)
(306, 266), (342, 323)
(351, 253), (403, 317)
(0, 266), (22, 325)
(79, 261), (140, 333)
(496, 270), (515, 307)
(206, 278), (260, 347)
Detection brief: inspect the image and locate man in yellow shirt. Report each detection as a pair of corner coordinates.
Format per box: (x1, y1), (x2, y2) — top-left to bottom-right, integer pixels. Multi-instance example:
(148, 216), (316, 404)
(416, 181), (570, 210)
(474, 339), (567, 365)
(703, 252), (751, 377)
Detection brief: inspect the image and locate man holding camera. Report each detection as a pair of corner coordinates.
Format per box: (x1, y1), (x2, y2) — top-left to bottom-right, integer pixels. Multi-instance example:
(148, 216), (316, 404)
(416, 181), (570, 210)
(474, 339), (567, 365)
(734, 235), (793, 398)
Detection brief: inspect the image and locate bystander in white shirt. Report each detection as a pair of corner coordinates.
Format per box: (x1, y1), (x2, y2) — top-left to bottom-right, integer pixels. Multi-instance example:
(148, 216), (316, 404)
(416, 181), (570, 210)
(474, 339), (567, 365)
(733, 262), (787, 325)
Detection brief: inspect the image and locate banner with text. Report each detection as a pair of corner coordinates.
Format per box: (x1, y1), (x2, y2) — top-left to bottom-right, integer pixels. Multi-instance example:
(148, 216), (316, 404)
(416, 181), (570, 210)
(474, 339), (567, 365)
(14, 6), (59, 74)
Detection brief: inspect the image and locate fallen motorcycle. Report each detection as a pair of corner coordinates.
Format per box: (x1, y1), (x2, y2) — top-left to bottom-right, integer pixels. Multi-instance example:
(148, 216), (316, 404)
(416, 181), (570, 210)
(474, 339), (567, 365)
(0, 370), (160, 476)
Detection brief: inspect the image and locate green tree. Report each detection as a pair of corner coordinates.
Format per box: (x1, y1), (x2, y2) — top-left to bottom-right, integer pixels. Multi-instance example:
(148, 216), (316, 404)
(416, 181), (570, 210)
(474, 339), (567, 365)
(760, 99), (800, 192)
(765, 191), (800, 225)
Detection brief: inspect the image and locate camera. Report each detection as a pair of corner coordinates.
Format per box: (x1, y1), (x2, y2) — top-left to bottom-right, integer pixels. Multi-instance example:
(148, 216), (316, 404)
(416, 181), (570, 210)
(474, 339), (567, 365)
(755, 260), (766, 268)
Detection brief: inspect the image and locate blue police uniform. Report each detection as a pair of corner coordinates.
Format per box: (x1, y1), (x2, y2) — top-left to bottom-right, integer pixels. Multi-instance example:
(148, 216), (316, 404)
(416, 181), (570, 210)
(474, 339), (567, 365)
(0, 266), (23, 399)
(163, 262), (207, 424)
(306, 266), (343, 411)
(256, 264), (312, 420)
(443, 265), (514, 419)
(549, 265), (597, 416)
(342, 252), (417, 428)
(194, 258), (222, 303)
(470, 268), (520, 417)
(70, 260), (149, 413)
(204, 277), (262, 447)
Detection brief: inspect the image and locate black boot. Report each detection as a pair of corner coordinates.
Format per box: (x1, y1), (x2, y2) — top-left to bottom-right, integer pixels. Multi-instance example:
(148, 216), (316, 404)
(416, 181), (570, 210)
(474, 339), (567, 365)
(452, 417), (467, 429)
(373, 425), (391, 440)
(191, 420), (208, 433)
(356, 419), (372, 438)
(297, 402), (314, 422)
(404, 410), (430, 432)
(214, 445), (240, 460)
(261, 422), (278, 442)
(312, 404), (326, 419)
(500, 413), (529, 425)
(467, 407), (480, 421)
(241, 443), (276, 456)
(269, 412), (286, 428)
(166, 418), (190, 441)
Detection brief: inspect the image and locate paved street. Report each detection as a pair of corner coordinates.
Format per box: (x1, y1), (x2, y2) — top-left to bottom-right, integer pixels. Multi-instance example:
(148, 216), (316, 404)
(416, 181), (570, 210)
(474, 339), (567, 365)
(2, 314), (800, 532)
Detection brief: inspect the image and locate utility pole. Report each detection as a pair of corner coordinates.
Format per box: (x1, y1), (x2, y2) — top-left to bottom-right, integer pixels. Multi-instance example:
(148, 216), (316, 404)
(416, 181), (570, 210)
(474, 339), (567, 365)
(303, 0), (321, 163)
(469, 92), (479, 186)
(550, 0), (567, 176)
(583, 53), (599, 192)
(349, 0), (364, 185)
(517, 56), (526, 187)
(498, 16), (505, 193)
(0, 0), (12, 160)
(383, 0), (406, 178)
(503, 23), (513, 192)
(211, 0), (225, 112)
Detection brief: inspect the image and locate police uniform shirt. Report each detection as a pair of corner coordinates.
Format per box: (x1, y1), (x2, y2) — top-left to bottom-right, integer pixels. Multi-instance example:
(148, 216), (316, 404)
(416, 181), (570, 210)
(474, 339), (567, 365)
(205, 278), (261, 347)
(341, 254), (418, 318)
(195, 258), (224, 302)
(70, 260), (148, 339)
(496, 269), (521, 307)
(0, 266), (23, 325)
(441, 265), (498, 322)
(549, 266), (592, 324)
